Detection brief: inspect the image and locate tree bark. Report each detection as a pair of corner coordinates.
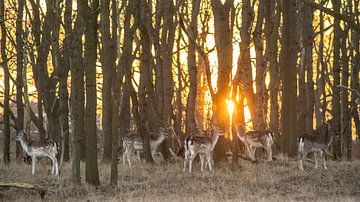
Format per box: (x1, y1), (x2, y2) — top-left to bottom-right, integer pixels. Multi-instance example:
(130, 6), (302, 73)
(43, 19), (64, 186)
(304, 3), (314, 134)
(84, 0), (100, 186)
(266, 0), (280, 134)
(71, 0), (87, 184)
(59, 0), (73, 162)
(110, 0), (136, 185)
(185, 0), (200, 136)
(315, 8), (326, 127)
(100, 0), (116, 162)
(211, 0), (234, 161)
(280, 0), (298, 156)
(15, 0), (25, 158)
(341, 27), (351, 160)
(1, 0), (11, 164)
(331, 0), (342, 159)
(253, 0), (266, 130)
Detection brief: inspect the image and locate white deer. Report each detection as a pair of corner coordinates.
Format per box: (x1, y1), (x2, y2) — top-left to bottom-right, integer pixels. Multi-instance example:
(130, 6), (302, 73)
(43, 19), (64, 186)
(234, 124), (274, 162)
(298, 121), (337, 170)
(183, 124), (224, 172)
(16, 130), (59, 176)
(122, 127), (171, 166)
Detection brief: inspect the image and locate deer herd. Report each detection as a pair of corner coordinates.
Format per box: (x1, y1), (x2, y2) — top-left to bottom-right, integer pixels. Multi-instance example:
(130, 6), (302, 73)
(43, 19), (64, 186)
(15, 118), (337, 176)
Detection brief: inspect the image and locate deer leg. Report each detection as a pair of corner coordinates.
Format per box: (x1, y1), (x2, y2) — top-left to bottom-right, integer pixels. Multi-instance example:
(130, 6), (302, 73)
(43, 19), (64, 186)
(183, 150), (189, 172)
(266, 146), (273, 161)
(31, 156), (36, 175)
(189, 153), (196, 172)
(207, 153), (212, 171)
(298, 141), (305, 170)
(50, 156), (55, 175)
(321, 150), (327, 170)
(314, 152), (319, 169)
(200, 154), (205, 172)
(245, 144), (252, 160)
(51, 155), (59, 176)
(250, 146), (256, 161)
(122, 149), (127, 165)
(55, 157), (59, 176)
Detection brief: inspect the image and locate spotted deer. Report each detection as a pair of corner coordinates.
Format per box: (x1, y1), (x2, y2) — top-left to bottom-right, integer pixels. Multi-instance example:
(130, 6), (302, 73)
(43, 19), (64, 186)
(298, 121), (337, 170)
(234, 124), (275, 162)
(122, 126), (171, 166)
(16, 130), (59, 176)
(183, 124), (225, 172)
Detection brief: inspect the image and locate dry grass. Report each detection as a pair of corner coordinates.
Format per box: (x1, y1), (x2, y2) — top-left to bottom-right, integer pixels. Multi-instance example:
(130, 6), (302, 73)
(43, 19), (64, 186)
(1, 156), (360, 202)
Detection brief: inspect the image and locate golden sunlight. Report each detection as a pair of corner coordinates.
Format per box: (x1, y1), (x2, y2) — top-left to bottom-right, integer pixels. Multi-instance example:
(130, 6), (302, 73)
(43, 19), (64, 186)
(226, 99), (235, 140)
(226, 99), (235, 116)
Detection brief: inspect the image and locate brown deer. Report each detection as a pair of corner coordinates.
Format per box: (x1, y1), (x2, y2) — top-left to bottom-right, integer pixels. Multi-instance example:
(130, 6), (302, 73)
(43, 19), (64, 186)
(234, 124), (275, 162)
(298, 121), (337, 170)
(16, 130), (59, 176)
(183, 123), (225, 172)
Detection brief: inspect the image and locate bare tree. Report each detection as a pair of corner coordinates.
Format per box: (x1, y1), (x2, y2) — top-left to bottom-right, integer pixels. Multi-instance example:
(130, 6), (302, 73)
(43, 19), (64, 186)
(100, 0), (116, 162)
(331, 0), (342, 159)
(280, 0), (298, 156)
(110, 0), (137, 185)
(185, 0), (201, 136)
(71, 0), (87, 184)
(1, 0), (11, 164)
(15, 0), (25, 158)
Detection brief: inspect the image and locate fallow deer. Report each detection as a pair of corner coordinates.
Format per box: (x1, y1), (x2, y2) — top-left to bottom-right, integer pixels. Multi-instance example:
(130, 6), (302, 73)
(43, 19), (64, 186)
(16, 130), (59, 176)
(183, 124), (225, 172)
(122, 126), (171, 166)
(234, 124), (274, 162)
(298, 121), (337, 170)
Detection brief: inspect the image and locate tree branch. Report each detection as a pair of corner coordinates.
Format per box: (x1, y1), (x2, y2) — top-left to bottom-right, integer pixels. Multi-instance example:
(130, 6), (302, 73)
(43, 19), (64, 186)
(300, 0), (360, 33)
(178, 15), (215, 99)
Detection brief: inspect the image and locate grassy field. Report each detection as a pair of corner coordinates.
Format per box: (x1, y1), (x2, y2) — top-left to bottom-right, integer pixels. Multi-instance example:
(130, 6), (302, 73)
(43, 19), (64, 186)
(1, 155), (360, 201)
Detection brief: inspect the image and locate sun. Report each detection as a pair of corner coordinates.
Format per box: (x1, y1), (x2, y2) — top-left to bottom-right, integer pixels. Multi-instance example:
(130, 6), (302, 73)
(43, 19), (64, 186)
(226, 99), (235, 116)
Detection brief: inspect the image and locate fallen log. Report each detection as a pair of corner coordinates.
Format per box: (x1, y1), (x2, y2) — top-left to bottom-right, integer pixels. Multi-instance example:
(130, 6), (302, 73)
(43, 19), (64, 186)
(0, 182), (50, 199)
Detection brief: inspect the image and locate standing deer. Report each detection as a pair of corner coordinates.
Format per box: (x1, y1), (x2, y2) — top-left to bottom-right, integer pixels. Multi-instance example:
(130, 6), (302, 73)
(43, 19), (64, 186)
(298, 121), (337, 170)
(16, 130), (59, 176)
(183, 124), (224, 172)
(122, 126), (171, 166)
(234, 124), (274, 162)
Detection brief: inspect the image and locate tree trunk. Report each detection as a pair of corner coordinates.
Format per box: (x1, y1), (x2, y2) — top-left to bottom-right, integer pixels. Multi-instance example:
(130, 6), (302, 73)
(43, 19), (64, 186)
(185, 0), (200, 136)
(59, 0), (73, 162)
(1, 0), (10, 164)
(71, 0), (87, 184)
(351, 28), (360, 139)
(297, 1), (306, 136)
(15, 0), (25, 158)
(331, 0), (342, 159)
(253, 0), (266, 130)
(110, 0), (136, 185)
(238, 0), (256, 127)
(100, 0), (116, 162)
(315, 9), (326, 127)
(341, 29), (351, 160)
(211, 0), (234, 161)
(267, 0), (280, 134)
(280, 0), (298, 156)
(84, 0), (100, 186)
(304, 3), (314, 134)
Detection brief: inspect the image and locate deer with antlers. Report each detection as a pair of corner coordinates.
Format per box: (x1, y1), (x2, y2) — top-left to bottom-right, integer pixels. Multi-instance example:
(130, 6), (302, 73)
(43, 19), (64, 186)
(298, 121), (337, 170)
(183, 123), (225, 172)
(122, 126), (173, 166)
(234, 124), (275, 162)
(16, 130), (59, 176)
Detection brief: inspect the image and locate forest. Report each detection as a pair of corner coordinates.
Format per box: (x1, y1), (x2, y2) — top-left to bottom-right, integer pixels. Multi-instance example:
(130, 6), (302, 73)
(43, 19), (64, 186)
(0, 0), (360, 200)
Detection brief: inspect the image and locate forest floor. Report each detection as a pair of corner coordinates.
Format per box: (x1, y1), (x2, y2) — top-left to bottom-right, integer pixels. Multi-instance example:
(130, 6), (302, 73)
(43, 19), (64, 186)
(1, 154), (360, 201)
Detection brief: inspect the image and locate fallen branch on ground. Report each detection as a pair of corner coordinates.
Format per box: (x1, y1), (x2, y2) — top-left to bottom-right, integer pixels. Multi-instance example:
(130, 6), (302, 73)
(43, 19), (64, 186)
(0, 182), (53, 199)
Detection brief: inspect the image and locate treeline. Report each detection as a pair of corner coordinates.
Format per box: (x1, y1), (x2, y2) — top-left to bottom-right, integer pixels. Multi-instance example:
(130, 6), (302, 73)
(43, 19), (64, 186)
(0, 0), (359, 186)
